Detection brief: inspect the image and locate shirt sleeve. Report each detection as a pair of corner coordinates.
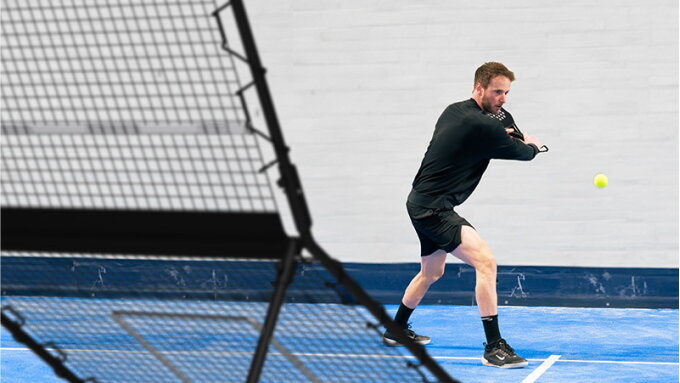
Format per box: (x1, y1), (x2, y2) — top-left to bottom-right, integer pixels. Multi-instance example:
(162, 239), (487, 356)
(486, 123), (538, 160)
(465, 114), (538, 161)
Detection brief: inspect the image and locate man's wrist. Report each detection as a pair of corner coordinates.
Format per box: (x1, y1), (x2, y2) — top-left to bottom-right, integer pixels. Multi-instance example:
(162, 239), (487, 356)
(527, 143), (539, 153)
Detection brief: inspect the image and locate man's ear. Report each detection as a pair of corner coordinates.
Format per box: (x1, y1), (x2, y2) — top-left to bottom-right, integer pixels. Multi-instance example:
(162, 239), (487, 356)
(473, 82), (484, 96)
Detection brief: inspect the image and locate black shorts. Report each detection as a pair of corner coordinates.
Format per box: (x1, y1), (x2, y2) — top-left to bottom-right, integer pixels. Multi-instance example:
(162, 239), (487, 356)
(407, 202), (473, 256)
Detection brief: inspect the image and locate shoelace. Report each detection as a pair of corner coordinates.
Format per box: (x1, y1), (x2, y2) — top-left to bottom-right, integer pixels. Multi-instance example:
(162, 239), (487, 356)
(405, 322), (416, 337)
(484, 339), (515, 353)
(497, 340), (516, 356)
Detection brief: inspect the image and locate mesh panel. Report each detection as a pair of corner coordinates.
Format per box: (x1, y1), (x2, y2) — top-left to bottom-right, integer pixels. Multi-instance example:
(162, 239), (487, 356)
(1, 0), (453, 381)
(0, 0), (276, 212)
(1, 0), (243, 126)
(1, 254), (430, 383)
(1, 133), (275, 211)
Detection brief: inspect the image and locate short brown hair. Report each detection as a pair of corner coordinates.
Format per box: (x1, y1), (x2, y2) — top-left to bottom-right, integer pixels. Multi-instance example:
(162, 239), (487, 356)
(474, 62), (515, 88)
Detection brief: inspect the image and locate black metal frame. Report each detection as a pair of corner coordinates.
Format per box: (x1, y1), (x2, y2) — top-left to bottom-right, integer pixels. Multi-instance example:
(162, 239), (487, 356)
(221, 1), (458, 382)
(1, 1), (459, 382)
(246, 238), (301, 383)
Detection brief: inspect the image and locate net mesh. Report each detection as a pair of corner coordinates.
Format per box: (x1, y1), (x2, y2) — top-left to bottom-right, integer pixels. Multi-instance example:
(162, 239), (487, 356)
(2, 253), (430, 383)
(1, 0), (243, 126)
(1, 0), (450, 381)
(1, 0), (276, 212)
(1, 133), (275, 211)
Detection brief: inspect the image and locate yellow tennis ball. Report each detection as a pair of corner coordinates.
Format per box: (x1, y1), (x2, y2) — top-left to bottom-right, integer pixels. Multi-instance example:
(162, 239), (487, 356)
(593, 173), (608, 188)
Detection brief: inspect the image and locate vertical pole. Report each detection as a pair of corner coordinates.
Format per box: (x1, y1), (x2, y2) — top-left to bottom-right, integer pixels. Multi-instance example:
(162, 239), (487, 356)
(226, 2), (457, 382)
(246, 239), (299, 383)
(228, 0), (313, 236)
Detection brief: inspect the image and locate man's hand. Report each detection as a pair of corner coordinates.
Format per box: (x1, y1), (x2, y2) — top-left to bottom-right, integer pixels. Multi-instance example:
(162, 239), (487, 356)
(505, 127), (548, 153)
(505, 127), (523, 140)
(522, 134), (542, 148)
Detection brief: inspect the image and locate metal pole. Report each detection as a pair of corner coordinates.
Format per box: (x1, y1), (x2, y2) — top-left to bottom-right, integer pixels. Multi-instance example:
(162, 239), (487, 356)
(246, 239), (299, 383)
(227, 2), (457, 381)
(228, 0), (313, 235)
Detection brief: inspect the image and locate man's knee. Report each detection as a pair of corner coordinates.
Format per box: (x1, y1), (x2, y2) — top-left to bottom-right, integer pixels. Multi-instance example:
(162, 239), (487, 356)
(475, 252), (497, 277)
(422, 268), (445, 285)
(419, 250), (447, 285)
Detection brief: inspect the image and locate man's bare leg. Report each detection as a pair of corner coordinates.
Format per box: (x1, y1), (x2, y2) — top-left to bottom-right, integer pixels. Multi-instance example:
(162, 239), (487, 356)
(452, 225), (528, 368)
(451, 226), (497, 317)
(382, 250), (447, 346)
(396, 226), (498, 328)
(402, 249), (448, 308)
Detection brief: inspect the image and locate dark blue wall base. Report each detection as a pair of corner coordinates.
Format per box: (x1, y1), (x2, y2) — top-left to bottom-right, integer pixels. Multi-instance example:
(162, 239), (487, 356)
(343, 263), (679, 309)
(2, 256), (676, 309)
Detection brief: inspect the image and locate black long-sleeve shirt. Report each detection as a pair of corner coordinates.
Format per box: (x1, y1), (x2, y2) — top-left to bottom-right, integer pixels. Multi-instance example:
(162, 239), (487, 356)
(408, 98), (538, 209)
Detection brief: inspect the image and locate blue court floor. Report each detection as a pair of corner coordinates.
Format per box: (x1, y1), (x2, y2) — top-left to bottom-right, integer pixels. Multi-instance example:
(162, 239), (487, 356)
(399, 305), (679, 383)
(2, 305), (677, 383)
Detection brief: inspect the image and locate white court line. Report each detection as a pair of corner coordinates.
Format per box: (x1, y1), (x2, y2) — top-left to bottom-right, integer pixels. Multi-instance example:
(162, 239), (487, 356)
(2, 347), (678, 366)
(521, 355), (560, 383)
(557, 359), (679, 366)
(430, 356), (678, 366)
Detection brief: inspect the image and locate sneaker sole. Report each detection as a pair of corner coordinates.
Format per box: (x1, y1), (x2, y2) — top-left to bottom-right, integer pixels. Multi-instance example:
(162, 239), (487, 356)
(381, 337), (431, 347)
(481, 358), (528, 369)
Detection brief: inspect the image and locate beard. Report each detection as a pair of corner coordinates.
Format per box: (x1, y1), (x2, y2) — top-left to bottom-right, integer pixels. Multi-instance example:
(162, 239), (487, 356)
(482, 101), (501, 114)
(481, 98), (501, 114)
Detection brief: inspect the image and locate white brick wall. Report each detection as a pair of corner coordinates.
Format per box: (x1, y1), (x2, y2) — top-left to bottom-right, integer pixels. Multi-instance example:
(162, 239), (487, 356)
(243, 0), (678, 267)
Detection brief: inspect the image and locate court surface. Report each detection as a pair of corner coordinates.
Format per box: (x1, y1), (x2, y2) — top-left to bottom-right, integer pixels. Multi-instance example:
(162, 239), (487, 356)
(2, 304), (677, 383)
(405, 305), (679, 383)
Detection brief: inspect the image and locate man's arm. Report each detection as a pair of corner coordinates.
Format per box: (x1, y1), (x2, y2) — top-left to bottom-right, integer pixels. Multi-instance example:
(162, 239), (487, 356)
(496, 109), (546, 157)
(482, 122), (538, 161)
(505, 128), (544, 153)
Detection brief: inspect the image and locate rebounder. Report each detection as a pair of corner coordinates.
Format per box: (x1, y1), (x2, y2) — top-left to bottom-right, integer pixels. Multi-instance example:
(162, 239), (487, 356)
(0, 1), (458, 382)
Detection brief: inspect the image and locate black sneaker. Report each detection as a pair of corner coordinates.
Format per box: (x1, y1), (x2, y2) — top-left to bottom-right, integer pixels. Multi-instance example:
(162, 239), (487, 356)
(482, 338), (528, 368)
(381, 323), (431, 346)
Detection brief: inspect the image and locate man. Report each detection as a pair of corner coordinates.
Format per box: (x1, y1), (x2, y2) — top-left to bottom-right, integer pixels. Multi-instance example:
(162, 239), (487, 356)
(382, 62), (544, 369)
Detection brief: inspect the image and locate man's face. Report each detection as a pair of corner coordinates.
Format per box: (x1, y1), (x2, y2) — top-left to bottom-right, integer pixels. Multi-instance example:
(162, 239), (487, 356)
(479, 76), (511, 114)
